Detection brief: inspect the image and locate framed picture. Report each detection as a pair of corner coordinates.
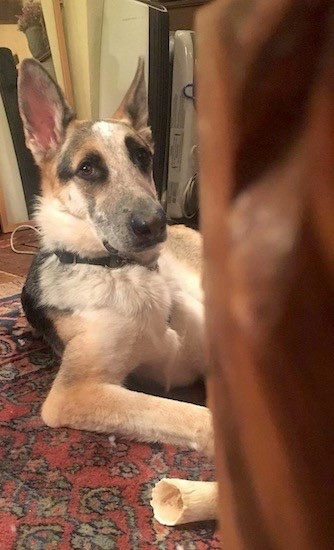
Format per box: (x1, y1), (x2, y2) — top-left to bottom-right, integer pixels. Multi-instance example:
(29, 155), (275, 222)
(0, 0), (22, 24)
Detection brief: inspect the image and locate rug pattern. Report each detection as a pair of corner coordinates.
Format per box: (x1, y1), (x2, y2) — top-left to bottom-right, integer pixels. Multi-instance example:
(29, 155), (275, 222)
(0, 295), (220, 549)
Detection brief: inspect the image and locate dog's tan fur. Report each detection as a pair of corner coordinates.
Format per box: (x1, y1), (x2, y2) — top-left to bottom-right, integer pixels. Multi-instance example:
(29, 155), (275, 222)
(18, 58), (213, 456)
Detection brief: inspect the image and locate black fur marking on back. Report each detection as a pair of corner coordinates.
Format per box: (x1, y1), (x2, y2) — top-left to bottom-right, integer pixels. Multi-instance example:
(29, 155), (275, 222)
(125, 135), (152, 174)
(21, 252), (70, 356)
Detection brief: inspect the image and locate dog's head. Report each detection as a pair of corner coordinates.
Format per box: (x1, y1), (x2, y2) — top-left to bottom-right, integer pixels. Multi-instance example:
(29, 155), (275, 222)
(18, 58), (166, 262)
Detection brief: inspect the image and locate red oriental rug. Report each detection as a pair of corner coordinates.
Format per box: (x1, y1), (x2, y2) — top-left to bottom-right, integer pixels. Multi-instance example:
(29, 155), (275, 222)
(0, 294), (220, 549)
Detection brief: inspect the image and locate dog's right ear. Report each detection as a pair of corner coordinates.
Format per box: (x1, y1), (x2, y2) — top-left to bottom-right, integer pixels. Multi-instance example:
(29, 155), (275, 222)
(18, 59), (74, 164)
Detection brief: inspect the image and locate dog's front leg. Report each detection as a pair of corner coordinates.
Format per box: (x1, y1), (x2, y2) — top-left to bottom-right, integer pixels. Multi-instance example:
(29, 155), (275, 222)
(42, 379), (213, 456)
(41, 329), (213, 455)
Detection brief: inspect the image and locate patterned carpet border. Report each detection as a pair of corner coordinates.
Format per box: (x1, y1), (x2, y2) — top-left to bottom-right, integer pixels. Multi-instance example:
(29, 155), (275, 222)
(0, 294), (220, 549)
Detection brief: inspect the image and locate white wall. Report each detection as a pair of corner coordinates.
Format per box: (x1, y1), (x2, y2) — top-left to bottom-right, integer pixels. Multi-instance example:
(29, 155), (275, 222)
(0, 24), (31, 61)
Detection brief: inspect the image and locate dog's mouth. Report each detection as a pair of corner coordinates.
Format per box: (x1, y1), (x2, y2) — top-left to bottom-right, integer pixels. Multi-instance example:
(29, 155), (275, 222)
(103, 233), (166, 256)
(131, 232), (167, 252)
(103, 240), (119, 255)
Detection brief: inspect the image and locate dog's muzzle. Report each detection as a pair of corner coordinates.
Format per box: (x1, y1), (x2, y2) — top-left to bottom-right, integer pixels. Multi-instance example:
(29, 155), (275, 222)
(129, 206), (167, 249)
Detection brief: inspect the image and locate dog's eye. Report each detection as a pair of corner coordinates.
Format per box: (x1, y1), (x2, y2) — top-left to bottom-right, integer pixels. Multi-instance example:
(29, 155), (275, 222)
(134, 148), (150, 164)
(75, 153), (108, 183)
(133, 147), (152, 172)
(78, 162), (95, 178)
(125, 136), (152, 174)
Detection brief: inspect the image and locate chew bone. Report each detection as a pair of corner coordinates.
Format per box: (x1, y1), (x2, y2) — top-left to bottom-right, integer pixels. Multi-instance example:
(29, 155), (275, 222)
(151, 479), (218, 526)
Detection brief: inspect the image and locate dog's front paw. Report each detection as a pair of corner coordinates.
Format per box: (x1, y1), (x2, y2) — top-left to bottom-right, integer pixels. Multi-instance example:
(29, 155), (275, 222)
(41, 390), (64, 428)
(192, 407), (214, 458)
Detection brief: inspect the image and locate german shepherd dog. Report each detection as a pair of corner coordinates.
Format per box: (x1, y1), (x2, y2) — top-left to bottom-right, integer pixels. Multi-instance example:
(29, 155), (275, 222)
(18, 58), (213, 456)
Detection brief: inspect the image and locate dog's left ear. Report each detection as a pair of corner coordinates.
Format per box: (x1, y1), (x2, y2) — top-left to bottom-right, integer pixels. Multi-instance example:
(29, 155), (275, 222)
(18, 58), (74, 164)
(113, 57), (152, 143)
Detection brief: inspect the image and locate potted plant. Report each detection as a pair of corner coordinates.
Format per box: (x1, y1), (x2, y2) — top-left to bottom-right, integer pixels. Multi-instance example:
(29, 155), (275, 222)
(17, 1), (50, 62)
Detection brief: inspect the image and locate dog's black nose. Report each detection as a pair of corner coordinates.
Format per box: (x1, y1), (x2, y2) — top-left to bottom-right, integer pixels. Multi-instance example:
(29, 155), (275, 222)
(130, 208), (167, 240)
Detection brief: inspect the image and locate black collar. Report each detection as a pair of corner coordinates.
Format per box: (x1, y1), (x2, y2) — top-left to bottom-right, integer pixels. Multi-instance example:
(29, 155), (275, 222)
(54, 250), (158, 271)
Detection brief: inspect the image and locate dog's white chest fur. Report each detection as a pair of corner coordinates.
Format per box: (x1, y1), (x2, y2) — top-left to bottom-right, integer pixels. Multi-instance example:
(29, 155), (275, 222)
(40, 254), (171, 319)
(39, 251), (204, 389)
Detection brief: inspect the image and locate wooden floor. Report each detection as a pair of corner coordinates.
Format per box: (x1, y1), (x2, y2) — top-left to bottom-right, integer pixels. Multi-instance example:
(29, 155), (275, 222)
(0, 228), (36, 297)
(0, 228), (36, 277)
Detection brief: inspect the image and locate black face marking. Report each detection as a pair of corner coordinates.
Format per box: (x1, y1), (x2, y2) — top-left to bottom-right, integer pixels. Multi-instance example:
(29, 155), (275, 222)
(57, 157), (74, 182)
(58, 150), (109, 185)
(125, 135), (152, 174)
(75, 152), (109, 184)
(57, 122), (95, 183)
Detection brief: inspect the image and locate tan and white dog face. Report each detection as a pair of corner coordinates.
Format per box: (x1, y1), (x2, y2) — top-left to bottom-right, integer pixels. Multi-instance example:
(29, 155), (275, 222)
(18, 58), (167, 260)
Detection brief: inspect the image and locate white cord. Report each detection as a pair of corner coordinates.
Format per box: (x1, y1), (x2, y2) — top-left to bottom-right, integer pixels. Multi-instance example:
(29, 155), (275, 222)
(10, 224), (41, 255)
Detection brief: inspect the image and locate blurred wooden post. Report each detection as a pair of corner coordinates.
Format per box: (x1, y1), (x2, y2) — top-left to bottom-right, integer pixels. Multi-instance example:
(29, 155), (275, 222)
(196, 1), (334, 548)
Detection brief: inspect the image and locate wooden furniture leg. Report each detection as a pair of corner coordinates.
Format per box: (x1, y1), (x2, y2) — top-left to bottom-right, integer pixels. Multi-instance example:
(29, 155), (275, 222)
(196, 0), (334, 548)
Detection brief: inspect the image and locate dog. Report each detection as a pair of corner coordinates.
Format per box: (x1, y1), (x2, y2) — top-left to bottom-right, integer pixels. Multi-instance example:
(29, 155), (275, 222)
(18, 57), (213, 457)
